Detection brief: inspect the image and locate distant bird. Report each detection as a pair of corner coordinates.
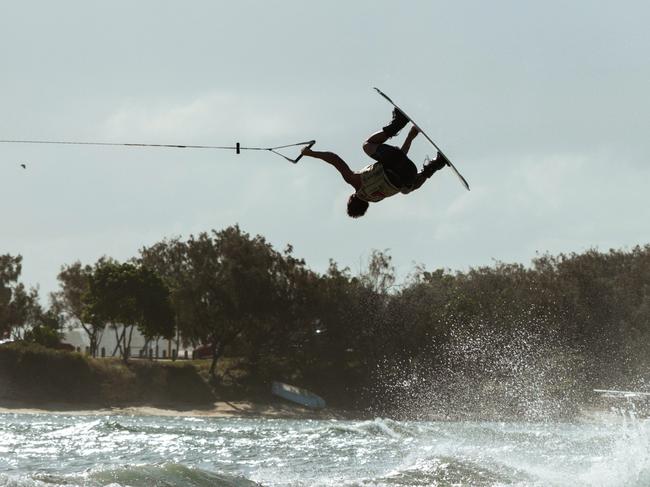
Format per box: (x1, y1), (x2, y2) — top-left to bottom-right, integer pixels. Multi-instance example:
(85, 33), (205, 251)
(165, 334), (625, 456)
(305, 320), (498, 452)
(20, 163), (26, 169)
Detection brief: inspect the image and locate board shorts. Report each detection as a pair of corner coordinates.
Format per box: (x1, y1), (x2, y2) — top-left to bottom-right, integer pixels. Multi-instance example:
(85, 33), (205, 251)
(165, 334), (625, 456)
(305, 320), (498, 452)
(371, 144), (417, 190)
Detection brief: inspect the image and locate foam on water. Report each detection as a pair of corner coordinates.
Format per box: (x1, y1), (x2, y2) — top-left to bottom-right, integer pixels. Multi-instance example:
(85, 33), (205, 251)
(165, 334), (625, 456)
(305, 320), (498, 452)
(1, 412), (648, 486)
(577, 409), (650, 486)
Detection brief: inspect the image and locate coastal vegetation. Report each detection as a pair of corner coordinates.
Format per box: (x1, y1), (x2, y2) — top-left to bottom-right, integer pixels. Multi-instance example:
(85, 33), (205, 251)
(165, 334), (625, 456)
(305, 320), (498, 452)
(0, 341), (214, 407)
(2, 226), (650, 418)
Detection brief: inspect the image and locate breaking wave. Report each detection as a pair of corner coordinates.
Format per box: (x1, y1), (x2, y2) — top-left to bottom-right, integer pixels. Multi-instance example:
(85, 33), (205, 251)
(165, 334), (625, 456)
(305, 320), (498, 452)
(2, 464), (261, 487)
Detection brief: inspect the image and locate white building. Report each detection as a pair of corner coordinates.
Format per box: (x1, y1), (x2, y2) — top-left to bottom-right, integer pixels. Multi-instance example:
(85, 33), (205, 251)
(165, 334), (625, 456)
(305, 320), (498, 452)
(63, 325), (194, 360)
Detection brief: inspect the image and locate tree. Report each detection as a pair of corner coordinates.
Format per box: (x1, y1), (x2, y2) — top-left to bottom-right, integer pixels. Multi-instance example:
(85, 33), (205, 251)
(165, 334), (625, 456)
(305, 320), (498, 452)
(0, 254), (43, 338)
(0, 254), (23, 336)
(52, 261), (103, 356)
(23, 322), (61, 348)
(361, 249), (396, 294)
(83, 261), (174, 362)
(141, 225), (294, 379)
(135, 237), (187, 357)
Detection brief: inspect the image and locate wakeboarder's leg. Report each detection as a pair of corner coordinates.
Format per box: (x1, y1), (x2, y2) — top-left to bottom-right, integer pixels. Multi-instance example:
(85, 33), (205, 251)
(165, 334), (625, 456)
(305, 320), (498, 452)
(363, 108), (409, 158)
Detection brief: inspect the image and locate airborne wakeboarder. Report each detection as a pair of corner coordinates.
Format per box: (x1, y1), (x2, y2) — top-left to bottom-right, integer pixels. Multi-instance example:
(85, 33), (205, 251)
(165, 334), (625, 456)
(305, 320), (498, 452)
(300, 107), (449, 218)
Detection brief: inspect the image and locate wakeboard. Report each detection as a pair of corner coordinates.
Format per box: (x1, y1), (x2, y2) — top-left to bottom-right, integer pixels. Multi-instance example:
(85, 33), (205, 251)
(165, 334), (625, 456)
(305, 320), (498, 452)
(374, 87), (470, 191)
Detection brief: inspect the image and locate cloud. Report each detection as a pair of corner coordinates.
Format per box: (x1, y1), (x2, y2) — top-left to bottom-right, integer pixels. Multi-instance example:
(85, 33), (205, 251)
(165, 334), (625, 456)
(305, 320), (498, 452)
(424, 150), (649, 265)
(101, 91), (302, 144)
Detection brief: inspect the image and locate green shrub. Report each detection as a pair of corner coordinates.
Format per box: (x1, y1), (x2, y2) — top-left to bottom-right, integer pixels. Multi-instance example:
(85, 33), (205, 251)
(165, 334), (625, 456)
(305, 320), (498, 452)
(23, 326), (61, 349)
(0, 342), (214, 407)
(0, 341), (98, 403)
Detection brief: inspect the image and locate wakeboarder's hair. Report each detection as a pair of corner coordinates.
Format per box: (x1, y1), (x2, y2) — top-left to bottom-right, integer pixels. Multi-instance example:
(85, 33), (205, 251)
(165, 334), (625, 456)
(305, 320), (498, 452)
(347, 194), (369, 218)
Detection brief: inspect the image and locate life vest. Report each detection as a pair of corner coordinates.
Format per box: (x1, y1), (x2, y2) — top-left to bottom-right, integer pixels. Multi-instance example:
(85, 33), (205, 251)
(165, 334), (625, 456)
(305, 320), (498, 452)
(355, 162), (401, 203)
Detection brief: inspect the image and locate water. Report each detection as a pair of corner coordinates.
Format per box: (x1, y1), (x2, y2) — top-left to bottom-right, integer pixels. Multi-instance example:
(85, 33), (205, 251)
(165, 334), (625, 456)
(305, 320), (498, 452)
(0, 411), (648, 486)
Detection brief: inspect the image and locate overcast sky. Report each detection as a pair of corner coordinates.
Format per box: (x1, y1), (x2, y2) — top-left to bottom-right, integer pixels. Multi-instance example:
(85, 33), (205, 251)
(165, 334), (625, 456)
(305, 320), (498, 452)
(2, 1), (649, 300)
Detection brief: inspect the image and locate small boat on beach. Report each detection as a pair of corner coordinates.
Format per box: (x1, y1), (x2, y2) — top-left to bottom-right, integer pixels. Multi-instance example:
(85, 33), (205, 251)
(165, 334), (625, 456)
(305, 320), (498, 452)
(271, 381), (326, 409)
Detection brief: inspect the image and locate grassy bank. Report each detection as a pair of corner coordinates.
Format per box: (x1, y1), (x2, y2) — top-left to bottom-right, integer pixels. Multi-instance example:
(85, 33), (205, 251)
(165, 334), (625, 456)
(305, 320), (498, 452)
(1, 342), (598, 420)
(0, 342), (215, 409)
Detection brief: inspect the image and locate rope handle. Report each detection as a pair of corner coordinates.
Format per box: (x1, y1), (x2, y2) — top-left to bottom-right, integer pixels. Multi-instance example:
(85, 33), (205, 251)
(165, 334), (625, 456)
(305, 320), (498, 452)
(291, 140), (316, 164)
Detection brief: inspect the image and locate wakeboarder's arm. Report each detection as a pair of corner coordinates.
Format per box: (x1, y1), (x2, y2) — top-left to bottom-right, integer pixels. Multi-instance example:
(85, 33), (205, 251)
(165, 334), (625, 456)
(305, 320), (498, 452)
(409, 152), (449, 192)
(400, 126), (419, 155)
(411, 172), (429, 191)
(301, 147), (361, 189)
(399, 126), (428, 192)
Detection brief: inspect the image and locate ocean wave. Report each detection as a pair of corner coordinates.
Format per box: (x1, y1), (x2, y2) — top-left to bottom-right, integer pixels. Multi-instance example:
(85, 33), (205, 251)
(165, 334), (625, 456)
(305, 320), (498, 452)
(44, 419), (103, 439)
(321, 417), (422, 439)
(363, 455), (530, 487)
(576, 416), (650, 487)
(87, 463), (262, 487)
(0, 474), (60, 487)
(1, 464), (262, 487)
(4, 414), (650, 487)
(43, 417), (220, 439)
(98, 419), (208, 437)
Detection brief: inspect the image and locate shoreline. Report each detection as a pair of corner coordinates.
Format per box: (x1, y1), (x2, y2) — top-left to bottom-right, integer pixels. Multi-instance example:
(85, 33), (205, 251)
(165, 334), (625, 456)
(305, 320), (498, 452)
(0, 399), (357, 420)
(1, 399), (636, 424)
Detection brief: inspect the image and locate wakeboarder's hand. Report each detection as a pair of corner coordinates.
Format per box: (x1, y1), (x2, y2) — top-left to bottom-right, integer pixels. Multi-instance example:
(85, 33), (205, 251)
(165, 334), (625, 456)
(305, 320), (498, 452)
(408, 126), (419, 138)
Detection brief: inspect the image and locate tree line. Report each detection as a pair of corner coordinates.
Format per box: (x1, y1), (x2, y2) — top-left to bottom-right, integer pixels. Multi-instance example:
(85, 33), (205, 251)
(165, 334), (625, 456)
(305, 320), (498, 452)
(2, 227), (650, 415)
